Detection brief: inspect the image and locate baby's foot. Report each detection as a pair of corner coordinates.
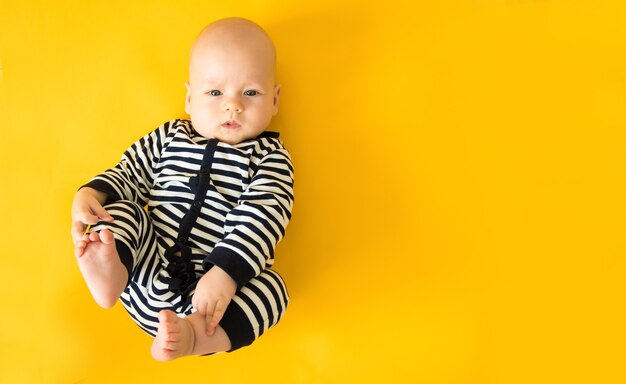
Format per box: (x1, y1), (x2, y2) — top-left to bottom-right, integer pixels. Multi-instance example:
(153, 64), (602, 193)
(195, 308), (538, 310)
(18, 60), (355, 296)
(151, 310), (195, 362)
(76, 229), (127, 308)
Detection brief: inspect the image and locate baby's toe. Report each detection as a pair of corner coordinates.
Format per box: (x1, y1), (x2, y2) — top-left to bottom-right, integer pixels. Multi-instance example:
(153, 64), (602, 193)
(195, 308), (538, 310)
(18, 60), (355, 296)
(88, 231), (100, 242)
(99, 228), (115, 244)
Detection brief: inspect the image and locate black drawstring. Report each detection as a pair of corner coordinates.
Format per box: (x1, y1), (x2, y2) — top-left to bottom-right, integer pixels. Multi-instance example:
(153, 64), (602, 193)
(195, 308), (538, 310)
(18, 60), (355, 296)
(161, 138), (219, 306)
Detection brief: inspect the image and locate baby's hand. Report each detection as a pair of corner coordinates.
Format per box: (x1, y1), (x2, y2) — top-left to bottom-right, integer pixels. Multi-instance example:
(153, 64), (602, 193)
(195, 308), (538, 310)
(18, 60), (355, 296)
(71, 187), (113, 243)
(192, 266), (237, 336)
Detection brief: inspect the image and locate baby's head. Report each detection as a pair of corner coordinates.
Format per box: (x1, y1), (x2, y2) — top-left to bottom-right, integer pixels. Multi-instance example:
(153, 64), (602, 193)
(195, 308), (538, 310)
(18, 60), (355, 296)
(185, 18), (280, 144)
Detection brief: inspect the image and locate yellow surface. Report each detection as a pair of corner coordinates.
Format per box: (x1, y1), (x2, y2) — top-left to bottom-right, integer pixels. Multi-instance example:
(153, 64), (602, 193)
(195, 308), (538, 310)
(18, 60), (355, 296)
(1, 0), (626, 383)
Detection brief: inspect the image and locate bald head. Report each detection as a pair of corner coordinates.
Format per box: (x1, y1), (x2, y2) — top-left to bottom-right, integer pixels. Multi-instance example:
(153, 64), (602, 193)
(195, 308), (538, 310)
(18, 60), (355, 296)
(184, 18), (281, 144)
(189, 18), (276, 84)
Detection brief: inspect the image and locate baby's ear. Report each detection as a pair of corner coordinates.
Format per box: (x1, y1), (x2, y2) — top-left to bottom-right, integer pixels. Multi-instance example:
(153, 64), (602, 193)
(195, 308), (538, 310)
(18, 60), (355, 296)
(184, 82), (191, 115)
(272, 84), (281, 116)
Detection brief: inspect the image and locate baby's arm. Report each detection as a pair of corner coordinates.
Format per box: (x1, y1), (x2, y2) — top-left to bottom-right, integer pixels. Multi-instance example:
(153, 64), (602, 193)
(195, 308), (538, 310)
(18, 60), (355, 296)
(202, 147), (295, 286)
(71, 187), (113, 244)
(80, 121), (173, 211)
(191, 266), (237, 336)
(72, 122), (174, 249)
(193, 145), (294, 336)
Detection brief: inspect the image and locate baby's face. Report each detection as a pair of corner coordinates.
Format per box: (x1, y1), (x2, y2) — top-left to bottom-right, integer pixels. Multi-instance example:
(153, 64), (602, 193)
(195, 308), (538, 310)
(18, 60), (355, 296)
(185, 29), (279, 145)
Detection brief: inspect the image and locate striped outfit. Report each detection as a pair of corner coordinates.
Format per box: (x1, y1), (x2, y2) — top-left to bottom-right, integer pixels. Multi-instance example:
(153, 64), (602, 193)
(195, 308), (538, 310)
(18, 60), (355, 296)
(84, 119), (293, 351)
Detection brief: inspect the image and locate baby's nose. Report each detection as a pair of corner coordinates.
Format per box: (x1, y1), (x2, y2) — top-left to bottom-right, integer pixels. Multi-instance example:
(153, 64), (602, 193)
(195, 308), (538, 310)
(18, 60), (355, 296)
(223, 98), (243, 113)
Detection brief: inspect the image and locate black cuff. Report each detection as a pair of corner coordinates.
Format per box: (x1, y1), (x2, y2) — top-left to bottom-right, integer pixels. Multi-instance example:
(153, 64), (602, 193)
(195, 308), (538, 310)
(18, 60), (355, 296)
(220, 302), (255, 352)
(202, 246), (256, 288)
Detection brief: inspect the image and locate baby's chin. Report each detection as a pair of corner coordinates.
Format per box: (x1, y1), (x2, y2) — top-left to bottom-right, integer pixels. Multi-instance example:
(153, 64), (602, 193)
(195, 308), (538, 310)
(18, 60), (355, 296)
(216, 131), (253, 145)
(217, 137), (246, 145)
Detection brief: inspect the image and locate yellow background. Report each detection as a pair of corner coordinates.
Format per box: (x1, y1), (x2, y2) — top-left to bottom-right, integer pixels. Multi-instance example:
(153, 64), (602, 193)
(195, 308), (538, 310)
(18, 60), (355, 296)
(1, 0), (625, 382)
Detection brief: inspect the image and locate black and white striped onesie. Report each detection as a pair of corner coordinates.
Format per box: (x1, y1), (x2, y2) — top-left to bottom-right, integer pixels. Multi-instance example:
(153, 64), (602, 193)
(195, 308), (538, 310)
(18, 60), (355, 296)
(84, 118), (293, 351)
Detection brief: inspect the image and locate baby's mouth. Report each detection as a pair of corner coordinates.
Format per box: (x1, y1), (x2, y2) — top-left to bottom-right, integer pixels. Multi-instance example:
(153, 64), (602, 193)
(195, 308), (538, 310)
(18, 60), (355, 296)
(222, 120), (241, 129)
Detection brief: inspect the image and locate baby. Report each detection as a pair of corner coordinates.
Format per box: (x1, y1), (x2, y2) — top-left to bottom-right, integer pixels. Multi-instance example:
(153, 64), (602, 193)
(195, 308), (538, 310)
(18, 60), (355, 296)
(71, 17), (293, 361)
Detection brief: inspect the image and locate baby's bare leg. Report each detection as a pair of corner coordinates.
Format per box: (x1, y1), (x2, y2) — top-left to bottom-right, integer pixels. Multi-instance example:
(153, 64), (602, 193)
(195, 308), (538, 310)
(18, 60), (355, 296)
(75, 229), (128, 308)
(151, 310), (231, 362)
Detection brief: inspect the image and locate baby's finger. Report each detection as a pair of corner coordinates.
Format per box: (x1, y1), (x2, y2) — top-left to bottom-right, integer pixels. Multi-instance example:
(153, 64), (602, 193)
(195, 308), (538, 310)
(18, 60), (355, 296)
(77, 212), (101, 226)
(207, 300), (227, 336)
(71, 221), (87, 243)
(93, 205), (114, 222)
(205, 302), (217, 336)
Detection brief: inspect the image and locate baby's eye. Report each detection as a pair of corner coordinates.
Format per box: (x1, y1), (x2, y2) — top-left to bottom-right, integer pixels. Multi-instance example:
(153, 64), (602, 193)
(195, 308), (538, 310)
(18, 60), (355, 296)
(207, 90), (222, 96)
(243, 90), (259, 96)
